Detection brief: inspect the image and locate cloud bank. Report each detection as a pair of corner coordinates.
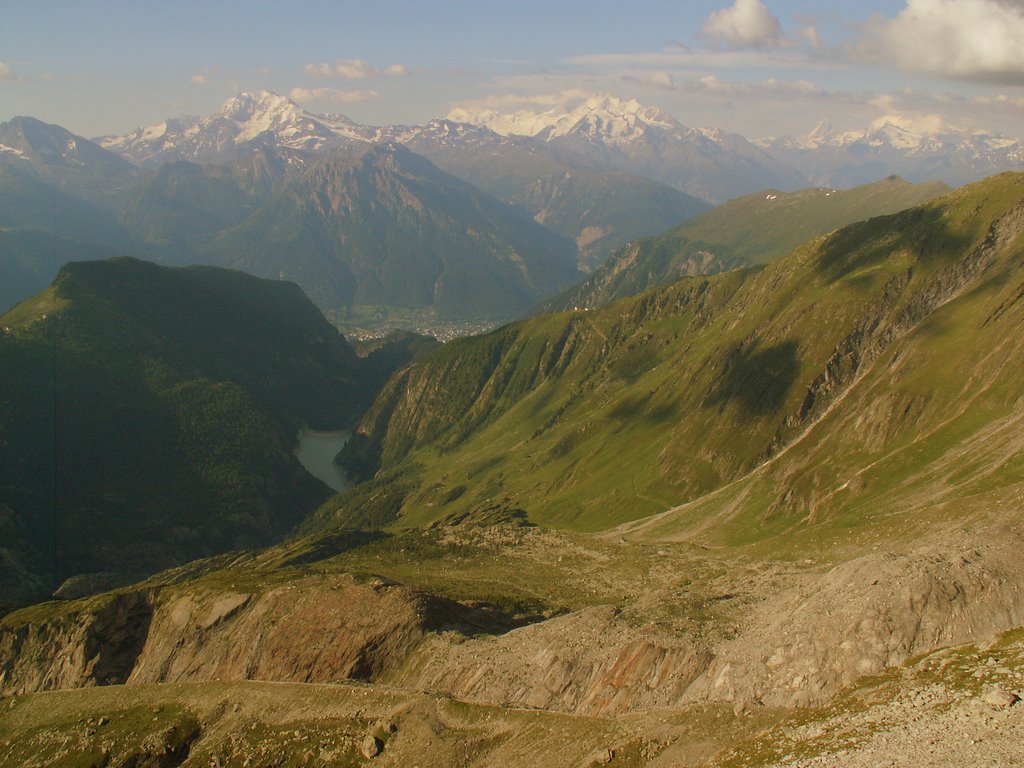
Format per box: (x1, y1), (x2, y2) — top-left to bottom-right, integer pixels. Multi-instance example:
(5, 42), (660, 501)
(865, 0), (1024, 83)
(289, 87), (382, 104)
(305, 59), (411, 79)
(0, 62), (24, 83)
(701, 0), (783, 49)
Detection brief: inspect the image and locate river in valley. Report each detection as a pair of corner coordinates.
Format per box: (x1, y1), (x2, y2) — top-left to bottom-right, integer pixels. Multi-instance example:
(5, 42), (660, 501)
(294, 428), (352, 492)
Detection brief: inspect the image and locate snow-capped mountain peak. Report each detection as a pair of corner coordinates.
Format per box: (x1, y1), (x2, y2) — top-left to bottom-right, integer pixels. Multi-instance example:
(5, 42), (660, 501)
(98, 90), (373, 165)
(757, 115), (1024, 188)
(447, 93), (684, 143)
(803, 119), (834, 148)
(540, 94), (682, 141)
(863, 114), (957, 151)
(214, 90), (311, 141)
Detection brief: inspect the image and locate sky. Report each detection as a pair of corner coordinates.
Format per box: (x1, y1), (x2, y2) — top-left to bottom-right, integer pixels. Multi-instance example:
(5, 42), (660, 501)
(3, 0), (1024, 141)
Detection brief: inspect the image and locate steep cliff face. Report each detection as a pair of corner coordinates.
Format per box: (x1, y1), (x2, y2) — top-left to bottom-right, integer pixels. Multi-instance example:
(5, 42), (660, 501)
(128, 575), (464, 685)
(0, 574), (469, 695)
(2, 520), (1024, 725)
(392, 606), (713, 716)
(0, 590), (154, 693)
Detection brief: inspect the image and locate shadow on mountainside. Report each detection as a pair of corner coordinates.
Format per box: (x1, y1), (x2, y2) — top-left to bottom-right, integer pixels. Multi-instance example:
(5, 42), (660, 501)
(707, 339), (800, 417)
(816, 205), (972, 285)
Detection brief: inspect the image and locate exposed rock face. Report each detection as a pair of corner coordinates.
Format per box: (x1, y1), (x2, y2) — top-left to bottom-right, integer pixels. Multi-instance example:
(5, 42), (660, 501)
(0, 590), (154, 694)
(130, 575), (456, 685)
(0, 574), (468, 695)
(687, 525), (1024, 708)
(393, 606), (713, 716)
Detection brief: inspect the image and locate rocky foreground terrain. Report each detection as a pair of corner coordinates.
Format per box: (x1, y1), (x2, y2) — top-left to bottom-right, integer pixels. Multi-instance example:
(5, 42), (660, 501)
(1, 502), (1022, 766)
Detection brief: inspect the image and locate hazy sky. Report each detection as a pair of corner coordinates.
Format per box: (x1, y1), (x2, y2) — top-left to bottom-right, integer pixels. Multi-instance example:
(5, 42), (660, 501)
(3, 0), (1024, 140)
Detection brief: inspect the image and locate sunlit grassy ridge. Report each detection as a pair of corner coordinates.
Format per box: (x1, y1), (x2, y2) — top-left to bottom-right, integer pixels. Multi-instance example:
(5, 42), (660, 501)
(547, 175), (950, 312)
(322, 173), (1024, 541)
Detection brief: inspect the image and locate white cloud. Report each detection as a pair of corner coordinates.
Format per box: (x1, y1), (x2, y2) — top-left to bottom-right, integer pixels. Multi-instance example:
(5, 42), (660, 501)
(189, 66), (219, 85)
(701, 0), (783, 49)
(974, 93), (1024, 108)
(0, 62), (24, 83)
(622, 70), (675, 89)
(799, 25), (824, 52)
(691, 74), (828, 99)
(304, 59), (412, 79)
(864, 0), (1024, 83)
(289, 87), (381, 104)
(565, 47), (813, 71)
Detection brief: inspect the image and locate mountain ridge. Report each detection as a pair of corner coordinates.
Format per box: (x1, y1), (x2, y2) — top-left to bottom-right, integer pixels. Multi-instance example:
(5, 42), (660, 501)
(761, 114), (1024, 187)
(329, 172), (1024, 537)
(0, 114), (586, 331)
(545, 174), (951, 312)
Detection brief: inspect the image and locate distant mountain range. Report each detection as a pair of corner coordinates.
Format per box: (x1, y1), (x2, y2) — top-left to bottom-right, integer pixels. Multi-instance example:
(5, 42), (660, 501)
(447, 93), (1024, 196)
(3, 90), (1023, 331)
(1, 110), (582, 328)
(759, 115), (1024, 188)
(98, 91), (715, 270)
(94, 91), (1024, 202)
(98, 91), (806, 205)
(449, 94), (807, 204)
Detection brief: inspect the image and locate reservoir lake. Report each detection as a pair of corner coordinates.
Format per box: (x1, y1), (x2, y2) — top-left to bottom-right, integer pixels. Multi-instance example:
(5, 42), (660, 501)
(294, 428), (352, 492)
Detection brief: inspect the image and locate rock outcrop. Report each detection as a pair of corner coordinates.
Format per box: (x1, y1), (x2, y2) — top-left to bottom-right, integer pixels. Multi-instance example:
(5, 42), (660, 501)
(687, 524), (1024, 707)
(0, 589), (154, 693)
(393, 606), (713, 716)
(0, 574), (470, 695)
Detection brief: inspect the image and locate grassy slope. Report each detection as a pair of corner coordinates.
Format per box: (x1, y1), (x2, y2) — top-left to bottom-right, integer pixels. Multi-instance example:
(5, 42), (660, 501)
(0, 230), (129, 315)
(319, 173), (1024, 543)
(548, 175), (950, 311)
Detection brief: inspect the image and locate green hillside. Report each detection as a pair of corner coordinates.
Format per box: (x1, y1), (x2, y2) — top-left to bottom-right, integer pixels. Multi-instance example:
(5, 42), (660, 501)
(548, 175), (950, 311)
(0, 230), (130, 314)
(320, 173), (1024, 541)
(0, 258), (382, 609)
